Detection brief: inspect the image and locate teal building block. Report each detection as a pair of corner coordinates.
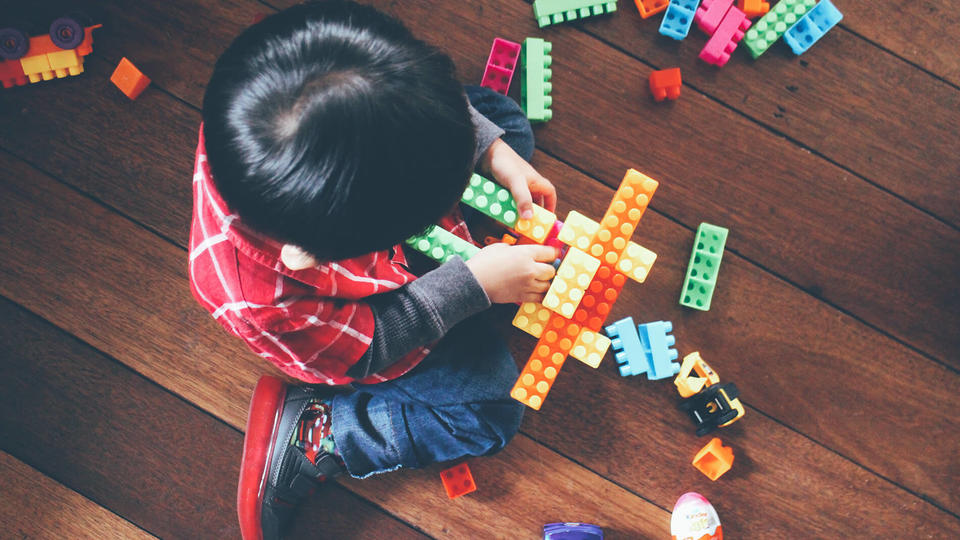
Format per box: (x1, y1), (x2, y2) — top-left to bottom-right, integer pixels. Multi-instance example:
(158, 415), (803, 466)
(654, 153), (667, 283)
(660, 0), (701, 41)
(521, 38), (553, 123)
(405, 225), (479, 264)
(679, 223), (728, 311)
(605, 316), (647, 377)
(532, 0), (618, 28)
(461, 174), (519, 227)
(742, 0), (816, 58)
(637, 321), (680, 380)
(783, 0), (843, 55)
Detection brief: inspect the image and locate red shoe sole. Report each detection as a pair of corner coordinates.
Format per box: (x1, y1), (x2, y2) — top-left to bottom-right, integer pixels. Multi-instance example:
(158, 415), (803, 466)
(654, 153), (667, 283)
(238, 376), (287, 540)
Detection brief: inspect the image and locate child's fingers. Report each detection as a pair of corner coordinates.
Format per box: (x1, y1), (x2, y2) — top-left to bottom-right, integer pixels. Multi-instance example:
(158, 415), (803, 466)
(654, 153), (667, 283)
(522, 292), (548, 303)
(532, 176), (558, 213)
(517, 244), (559, 263)
(533, 262), (556, 281)
(512, 185), (535, 219)
(531, 278), (553, 293)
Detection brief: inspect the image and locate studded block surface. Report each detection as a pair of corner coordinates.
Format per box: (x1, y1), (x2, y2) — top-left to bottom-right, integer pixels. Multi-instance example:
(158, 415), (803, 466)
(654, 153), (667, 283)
(679, 222), (728, 311)
(405, 225), (479, 264)
(543, 247), (601, 319)
(440, 463), (477, 498)
(742, 0), (817, 58)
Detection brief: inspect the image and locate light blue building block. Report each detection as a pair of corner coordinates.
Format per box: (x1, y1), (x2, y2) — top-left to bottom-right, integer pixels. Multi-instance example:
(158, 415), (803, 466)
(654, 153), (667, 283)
(637, 321), (680, 380)
(783, 0), (843, 55)
(659, 0), (701, 41)
(605, 317), (647, 377)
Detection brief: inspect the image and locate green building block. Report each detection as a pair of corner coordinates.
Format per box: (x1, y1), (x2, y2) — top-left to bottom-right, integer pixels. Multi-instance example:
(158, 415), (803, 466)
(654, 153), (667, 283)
(532, 0), (617, 28)
(679, 223), (728, 311)
(405, 224), (479, 264)
(742, 0), (817, 58)
(521, 38), (553, 123)
(461, 174), (519, 227)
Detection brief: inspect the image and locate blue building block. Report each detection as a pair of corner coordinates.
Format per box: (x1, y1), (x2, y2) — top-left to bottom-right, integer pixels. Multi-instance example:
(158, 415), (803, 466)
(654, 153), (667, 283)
(783, 0), (843, 55)
(659, 0), (701, 41)
(637, 321), (680, 380)
(605, 317), (647, 377)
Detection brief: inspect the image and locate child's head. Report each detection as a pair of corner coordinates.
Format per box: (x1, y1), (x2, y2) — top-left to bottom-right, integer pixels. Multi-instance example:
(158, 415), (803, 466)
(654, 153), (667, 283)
(203, 0), (475, 261)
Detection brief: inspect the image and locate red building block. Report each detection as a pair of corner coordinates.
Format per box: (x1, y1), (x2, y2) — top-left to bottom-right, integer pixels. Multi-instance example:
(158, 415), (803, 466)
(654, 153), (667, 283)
(110, 57), (151, 100)
(699, 6), (751, 66)
(649, 68), (682, 101)
(695, 0), (734, 35)
(736, 0), (769, 18)
(634, 0), (670, 19)
(440, 463), (477, 498)
(480, 38), (521, 95)
(0, 60), (28, 89)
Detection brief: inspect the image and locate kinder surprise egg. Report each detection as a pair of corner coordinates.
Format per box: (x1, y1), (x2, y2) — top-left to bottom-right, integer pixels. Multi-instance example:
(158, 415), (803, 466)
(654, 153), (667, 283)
(670, 492), (722, 540)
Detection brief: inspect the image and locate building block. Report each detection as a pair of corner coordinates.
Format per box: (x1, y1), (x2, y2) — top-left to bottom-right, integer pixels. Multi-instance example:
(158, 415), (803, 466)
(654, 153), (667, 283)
(511, 312), (579, 410)
(634, 0), (670, 19)
(557, 210), (599, 252)
(659, 0), (701, 40)
(699, 6), (751, 67)
(679, 222), (728, 311)
(569, 328), (611, 368)
(692, 438), (734, 481)
(649, 67), (682, 101)
(532, 0), (618, 27)
(543, 247), (601, 319)
(480, 38), (522, 95)
(637, 320), (680, 380)
(440, 463), (477, 498)
(586, 169), (658, 267)
(513, 302), (554, 338)
(405, 225), (479, 264)
(560, 210), (656, 284)
(110, 57), (151, 100)
(742, 0), (817, 58)
(544, 220), (566, 252)
(695, 0), (734, 35)
(674, 351), (720, 398)
(679, 382), (744, 436)
(615, 242), (657, 283)
(461, 174), (519, 227)
(737, 0), (769, 18)
(605, 317), (647, 377)
(783, 0), (843, 55)
(0, 60), (28, 89)
(515, 204), (559, 244)
(572, 262), (627, 332)
(521, 38), (553, 122)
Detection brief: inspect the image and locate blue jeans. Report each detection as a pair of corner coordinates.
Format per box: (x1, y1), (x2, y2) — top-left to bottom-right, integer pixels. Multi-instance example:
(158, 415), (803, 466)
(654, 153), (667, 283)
(330, 87), (533, 478)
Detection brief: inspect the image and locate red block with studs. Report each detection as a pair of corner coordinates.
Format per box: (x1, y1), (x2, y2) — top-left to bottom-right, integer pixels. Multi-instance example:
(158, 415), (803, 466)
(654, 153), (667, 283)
(480, 38), (521, 95)
(440, 463), (477, 499)
(649, 68), (682, 101)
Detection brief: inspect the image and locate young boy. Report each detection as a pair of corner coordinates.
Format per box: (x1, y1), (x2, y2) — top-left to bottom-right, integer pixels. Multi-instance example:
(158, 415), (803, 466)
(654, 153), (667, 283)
(190, 2), (558, 538)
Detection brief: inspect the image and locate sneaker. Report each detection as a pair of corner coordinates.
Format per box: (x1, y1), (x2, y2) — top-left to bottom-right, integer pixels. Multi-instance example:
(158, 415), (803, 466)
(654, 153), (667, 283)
(238, 376), (344, 540)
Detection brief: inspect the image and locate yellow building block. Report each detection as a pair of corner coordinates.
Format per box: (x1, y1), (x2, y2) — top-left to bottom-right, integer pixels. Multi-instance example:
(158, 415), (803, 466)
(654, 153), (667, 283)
(562, 210), (656, 284)
(587, 169), (658, 265)
(46, 49), (84, 77)
(557, 210), (598, 251)
(615, 242), (657, 283)
(512, 302), (553, 338)
(569, 328), (610, 368)
(514, 204), (557, 243)
(543, 247), (600, 319)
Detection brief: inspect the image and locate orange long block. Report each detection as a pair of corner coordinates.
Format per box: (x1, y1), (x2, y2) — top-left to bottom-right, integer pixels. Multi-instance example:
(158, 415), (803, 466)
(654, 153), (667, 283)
(634, 0), (670, 18)
(510, 312), (580, 410)
(586, 169), (658, 266)
(569, 262), (626, 332)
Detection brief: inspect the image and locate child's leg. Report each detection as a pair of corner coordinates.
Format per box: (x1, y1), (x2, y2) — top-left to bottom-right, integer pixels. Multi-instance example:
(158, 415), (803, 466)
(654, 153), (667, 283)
(330, 314), (524, 478)
(465, 85), (535, 162)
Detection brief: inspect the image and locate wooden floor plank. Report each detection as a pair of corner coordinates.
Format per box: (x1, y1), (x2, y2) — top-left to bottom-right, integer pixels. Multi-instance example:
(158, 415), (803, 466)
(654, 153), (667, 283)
(0, 299), (426, 539)
(0, 451), (155, 540)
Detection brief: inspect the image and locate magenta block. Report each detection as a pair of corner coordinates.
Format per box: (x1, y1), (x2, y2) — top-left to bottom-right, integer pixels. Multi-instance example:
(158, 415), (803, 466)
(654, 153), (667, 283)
(480, 38), (521, 95)
(699, 6), (751, 66)
(694, 0), (733, 35)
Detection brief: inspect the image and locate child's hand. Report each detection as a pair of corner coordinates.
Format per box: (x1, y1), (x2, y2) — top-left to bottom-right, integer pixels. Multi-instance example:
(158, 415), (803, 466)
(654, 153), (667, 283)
(480, 139), (557, 219)
(465, 243), (558, 304)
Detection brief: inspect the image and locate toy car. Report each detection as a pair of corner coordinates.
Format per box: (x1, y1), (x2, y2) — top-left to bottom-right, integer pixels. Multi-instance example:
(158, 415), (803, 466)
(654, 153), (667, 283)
(678, 382), (744, 436)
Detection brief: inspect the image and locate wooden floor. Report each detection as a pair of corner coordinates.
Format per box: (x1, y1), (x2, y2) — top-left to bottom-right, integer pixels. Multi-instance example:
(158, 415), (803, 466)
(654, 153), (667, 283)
(1, 0), (958, 538)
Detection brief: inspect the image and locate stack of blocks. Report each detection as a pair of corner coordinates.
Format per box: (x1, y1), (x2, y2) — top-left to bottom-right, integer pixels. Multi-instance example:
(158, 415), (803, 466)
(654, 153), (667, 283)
(782, 0), (843, 55)
(699, 5), (751, 66)
(694, 0), (733, 34)
(480, 38), (521, 95)
(742, 0), (817, 58)
(659, 0), (701, 40)
(605, 317), (680, 379)
(532, 0), (618, 27)
(679, 222), (728, 311)
(405, 225), (479, 264)
(521, 38), (553, 123)
(634, 0), (670, 18)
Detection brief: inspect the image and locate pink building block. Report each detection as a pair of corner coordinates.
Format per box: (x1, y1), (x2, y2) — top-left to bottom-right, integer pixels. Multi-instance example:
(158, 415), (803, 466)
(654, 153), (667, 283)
(695, 0), (734, 35)
(699, 6), (751, 66)
(480, 38), (521, 95)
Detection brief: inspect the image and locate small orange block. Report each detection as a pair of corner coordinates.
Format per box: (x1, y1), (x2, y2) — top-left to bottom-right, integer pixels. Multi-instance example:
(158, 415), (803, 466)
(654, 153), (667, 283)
(440, 463), (477, 499)
(737, 0), (769, 18)
(110, 57), (151, 100)
(649, 68), (682, 101)
(692, 438), (734, 481)
(634, 0), (670, 18)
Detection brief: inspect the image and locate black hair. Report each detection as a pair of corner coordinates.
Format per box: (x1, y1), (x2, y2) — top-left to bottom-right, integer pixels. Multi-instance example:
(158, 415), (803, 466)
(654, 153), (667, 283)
(202, 0), (475, 261)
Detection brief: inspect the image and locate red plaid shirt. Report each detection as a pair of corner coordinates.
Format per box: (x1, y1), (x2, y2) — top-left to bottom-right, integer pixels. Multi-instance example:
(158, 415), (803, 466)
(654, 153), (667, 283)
(188, 128), (472, 385)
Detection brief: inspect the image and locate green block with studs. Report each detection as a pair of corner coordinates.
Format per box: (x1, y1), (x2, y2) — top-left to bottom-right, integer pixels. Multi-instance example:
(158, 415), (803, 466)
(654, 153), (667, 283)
(521, 37), (553, 123)
(743, 0), (817, 58)
(461, 173), (519, 227)
(679, 223), (728, 311)
(532, 0), (617, 28)
(405, 225), (479, 264)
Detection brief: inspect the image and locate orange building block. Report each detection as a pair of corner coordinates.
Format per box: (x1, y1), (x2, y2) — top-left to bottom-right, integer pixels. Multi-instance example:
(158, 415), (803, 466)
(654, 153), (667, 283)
(511, 312), (580, 410)
(110, 57), (151, 100)
(570, 263), (626, 332)
(649, 67), (682, 101)
(440, 463), (477, 498)
(0, 60), (28, 89)
(692, 438), (734, 481)
(586, 169), (658, 266)
(737, 0), (770, 18)
(634, 0), (670, 18)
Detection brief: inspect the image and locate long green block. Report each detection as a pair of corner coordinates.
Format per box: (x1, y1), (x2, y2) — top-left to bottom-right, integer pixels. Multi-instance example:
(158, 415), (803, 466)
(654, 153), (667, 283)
(742, 0), (817, 58)
(532, 0), (617, 28)
(461, 174), (519, 227)
(405, 225), (479, 264)
(679, 223), (728, 311)
(521, 38), (553, 123)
